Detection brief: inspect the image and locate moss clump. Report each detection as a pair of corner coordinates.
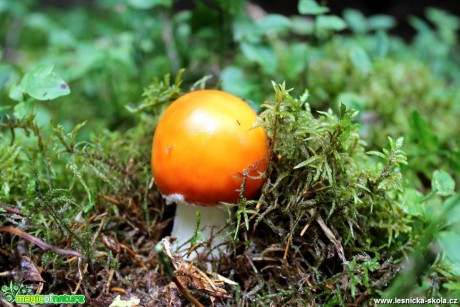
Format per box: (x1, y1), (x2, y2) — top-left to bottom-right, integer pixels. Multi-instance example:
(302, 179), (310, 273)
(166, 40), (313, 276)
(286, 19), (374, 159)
(212, 82), (407, 305)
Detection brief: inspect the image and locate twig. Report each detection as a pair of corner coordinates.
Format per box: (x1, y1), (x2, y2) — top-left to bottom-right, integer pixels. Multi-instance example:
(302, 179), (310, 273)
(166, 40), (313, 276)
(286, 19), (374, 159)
(300, 208), (316, 236)
(97, 194), (120, 205)
(110, 287), (126, 294)
(283, 235), (291, 261)
(0, 226), (85, 259)
(194, 267), (218, 291)
(247, 253), (258, 274)
(77, 213), (108, 231)
(0, 205), (24, 216)
(73, 260), (88, 295)
(105, 253), (120, 294)
(308, 209), (348, 265)
(120, 244), (147, 270)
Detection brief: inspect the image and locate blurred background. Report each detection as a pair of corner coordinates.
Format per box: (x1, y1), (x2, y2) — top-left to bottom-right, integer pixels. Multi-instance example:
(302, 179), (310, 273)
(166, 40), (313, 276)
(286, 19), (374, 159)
(1, 0), (459, 176)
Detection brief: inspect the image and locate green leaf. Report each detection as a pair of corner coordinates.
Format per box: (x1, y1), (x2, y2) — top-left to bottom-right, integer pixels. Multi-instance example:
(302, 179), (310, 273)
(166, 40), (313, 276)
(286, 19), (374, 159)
(443, 282), (460, 291)
(426, 8), (460, 44)
(395, 137), (404, 149)
(343, 9), (367, 33)
(367, 151), (386, 159)
(67, 158), (93, 212)
(298, 0), (329, 15)
(438, 231), (460, 263)
(233, 17), (260, 43)
(349, 47), (372, 75)
(128, 0), (172, 9)
(294, 155), (321, 169)
(257, 14), (291, 34)
(13, 100), (34, 118)
(336, 92), (366, 113)
(221, 66), (252, 98)
(70, 121), (87, 144)
(444, 195), (460, 225)
(20, 64), (70, 101)
(400, 188), (425, 216)
(432, 170), (455, 196)
(408, 15), (432, 36)
(316, 15), (347, 31)
(190, 211), (205, 246)
(8, 84), (23, 102)
(409, 111), (440, 151)
(290, 16), (314, 35)
(375, 31), (389, 58)
(240, 42), (277, 74)
(283, 43), (308, 79)
(367, 14), (396, 31)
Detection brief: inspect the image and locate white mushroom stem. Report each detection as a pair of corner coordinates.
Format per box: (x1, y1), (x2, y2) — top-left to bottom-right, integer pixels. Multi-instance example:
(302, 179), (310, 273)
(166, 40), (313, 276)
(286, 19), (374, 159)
(171, 202), (230, 260)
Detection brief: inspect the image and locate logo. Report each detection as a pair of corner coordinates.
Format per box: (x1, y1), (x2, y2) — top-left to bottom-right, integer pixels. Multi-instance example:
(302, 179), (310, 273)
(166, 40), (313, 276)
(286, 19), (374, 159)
(1, 282), (85, 305)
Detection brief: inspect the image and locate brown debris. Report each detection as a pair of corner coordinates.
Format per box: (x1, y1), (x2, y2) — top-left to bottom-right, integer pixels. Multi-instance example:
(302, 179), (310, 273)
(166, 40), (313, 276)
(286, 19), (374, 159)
(300, 209), (348, 265)
(100, 234), (148, 270)
(16, 255), (45, 283)
(155, 239), (233, 305)
(155, 282), (184, 307)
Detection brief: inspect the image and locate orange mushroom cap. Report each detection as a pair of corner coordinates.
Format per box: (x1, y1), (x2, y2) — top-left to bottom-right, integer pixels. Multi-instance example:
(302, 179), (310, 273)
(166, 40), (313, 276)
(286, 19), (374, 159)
(151, 90), (269, 206)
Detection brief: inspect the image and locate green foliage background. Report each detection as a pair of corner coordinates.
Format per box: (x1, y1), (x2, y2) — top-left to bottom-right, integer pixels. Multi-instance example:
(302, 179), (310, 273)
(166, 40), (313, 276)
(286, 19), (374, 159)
(1, 0), (459, 305)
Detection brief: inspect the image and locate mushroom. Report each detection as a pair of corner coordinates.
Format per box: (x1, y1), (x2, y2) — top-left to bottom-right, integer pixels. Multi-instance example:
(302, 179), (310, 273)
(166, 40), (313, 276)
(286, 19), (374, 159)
(151, 90), (269, 259)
